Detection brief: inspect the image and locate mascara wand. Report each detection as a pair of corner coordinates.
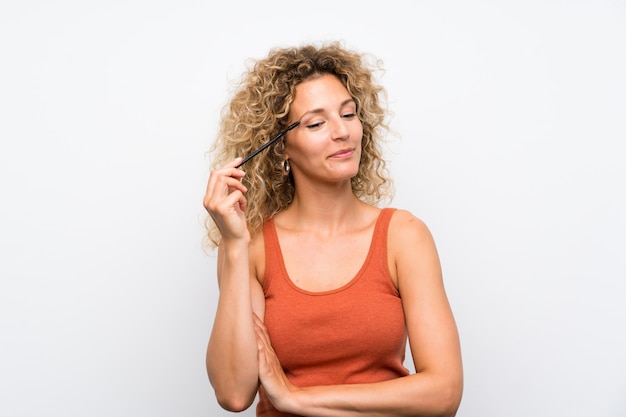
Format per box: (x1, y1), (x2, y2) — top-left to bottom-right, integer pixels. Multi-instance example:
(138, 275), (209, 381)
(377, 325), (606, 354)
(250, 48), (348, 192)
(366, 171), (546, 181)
(235, 121), (300, 168)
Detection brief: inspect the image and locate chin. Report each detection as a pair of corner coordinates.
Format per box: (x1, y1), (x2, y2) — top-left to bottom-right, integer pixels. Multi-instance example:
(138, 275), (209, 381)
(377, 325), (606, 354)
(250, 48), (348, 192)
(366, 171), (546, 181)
(334, 165), (360, 181)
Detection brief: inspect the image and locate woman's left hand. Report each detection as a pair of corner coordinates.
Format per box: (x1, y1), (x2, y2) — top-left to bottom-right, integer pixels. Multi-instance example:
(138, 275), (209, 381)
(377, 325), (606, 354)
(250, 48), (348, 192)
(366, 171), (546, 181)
(253, 314), (299, 413)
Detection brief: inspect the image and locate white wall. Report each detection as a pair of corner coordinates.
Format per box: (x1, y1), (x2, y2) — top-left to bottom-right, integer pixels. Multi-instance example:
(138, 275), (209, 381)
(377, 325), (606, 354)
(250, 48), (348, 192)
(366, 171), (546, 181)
(1, 1), (625, 416)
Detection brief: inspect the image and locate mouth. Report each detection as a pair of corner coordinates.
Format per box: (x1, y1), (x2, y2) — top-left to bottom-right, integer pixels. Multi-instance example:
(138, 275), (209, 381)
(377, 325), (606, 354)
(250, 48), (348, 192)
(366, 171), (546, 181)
(328, 148), (355, 159)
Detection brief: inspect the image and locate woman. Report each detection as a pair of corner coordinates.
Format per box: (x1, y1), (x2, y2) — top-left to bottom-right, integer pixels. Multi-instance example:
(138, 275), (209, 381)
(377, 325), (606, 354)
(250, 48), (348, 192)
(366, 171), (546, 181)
(204, 41), (463, 417)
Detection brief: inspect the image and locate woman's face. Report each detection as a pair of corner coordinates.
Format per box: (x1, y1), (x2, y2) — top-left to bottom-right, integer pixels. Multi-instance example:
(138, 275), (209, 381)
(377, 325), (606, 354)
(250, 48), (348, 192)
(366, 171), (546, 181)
(285, 74), (363, 186)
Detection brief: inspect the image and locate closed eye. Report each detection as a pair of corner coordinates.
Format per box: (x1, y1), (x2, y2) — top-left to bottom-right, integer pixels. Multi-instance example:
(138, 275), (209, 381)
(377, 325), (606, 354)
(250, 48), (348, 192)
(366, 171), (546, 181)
(342, 113), (357, 119)
(306, 121), (325, 129)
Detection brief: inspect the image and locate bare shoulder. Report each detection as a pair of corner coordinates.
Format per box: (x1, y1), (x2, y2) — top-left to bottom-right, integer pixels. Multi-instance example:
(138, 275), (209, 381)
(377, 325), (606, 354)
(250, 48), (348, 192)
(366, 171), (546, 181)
(389, 209), (436, 245)
(387, 209), (441, 287)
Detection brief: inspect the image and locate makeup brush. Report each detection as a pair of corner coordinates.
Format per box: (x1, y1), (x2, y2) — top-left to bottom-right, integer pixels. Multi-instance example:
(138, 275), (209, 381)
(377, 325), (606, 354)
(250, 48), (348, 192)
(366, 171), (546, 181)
(235, 121), (300, 168)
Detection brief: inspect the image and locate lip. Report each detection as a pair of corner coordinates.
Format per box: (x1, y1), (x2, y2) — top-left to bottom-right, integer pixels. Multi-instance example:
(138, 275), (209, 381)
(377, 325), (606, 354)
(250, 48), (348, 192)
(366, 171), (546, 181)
(328, 148), (355, 158)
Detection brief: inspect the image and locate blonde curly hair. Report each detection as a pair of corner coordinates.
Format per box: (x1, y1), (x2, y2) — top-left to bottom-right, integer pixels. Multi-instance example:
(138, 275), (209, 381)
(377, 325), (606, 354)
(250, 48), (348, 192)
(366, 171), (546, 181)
(205, 41), (394, 248)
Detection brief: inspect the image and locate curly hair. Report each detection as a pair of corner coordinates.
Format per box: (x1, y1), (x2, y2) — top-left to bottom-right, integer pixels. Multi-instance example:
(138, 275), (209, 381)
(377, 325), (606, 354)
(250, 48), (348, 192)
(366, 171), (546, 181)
(204, 41), (394, 248)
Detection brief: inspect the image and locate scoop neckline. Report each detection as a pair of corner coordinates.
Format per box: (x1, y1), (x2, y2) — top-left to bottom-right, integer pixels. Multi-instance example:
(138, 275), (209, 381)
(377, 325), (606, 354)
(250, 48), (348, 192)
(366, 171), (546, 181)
(269, 208), (388, 296)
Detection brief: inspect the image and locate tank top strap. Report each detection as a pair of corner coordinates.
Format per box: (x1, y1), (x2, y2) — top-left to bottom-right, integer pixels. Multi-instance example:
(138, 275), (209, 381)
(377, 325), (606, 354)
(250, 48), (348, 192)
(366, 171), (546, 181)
(262, 218), (281, 291)
(367, 207), (397, 274)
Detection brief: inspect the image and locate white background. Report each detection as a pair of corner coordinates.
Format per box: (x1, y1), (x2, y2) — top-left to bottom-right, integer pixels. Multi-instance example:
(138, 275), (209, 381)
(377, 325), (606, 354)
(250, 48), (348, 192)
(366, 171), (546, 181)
(1, 1), (625, 416)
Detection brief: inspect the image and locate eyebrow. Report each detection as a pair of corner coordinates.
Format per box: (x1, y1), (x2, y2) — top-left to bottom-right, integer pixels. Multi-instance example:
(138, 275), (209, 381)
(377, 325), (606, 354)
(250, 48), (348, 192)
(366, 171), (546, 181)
(300, 98), (356, 118)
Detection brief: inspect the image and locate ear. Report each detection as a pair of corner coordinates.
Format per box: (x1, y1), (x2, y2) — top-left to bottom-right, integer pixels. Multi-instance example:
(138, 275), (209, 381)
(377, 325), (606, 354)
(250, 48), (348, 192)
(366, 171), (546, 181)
(280, 137), (290, 160)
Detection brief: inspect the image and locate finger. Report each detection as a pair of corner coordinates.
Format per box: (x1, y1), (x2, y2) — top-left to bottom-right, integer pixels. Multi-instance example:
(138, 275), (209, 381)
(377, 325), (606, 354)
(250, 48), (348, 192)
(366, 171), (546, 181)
(236, 193), (247, 213)
(254, 322), (270, 366)
(211, 189), (246, 217)
(212, 158), (246, 186)
(253, 315), (269, 344)
(225, 157), (244, 168)
(253, 313), (269, 338)
(253, 315), (276, 357)
(205, 168), (245, 199)
(204, 176), (248, 212)
(253, 314), (268, 341)
(205, 158), (246, 195)
(222, 176), (248, 195)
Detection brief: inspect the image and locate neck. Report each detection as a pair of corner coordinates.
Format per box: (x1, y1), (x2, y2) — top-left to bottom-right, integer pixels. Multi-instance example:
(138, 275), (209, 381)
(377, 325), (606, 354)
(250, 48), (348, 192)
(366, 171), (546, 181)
(279, 181), (365, 235)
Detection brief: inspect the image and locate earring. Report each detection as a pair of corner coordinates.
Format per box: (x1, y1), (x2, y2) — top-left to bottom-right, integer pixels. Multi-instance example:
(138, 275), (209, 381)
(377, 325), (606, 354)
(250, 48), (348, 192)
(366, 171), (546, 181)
(283, 159), (290, 174)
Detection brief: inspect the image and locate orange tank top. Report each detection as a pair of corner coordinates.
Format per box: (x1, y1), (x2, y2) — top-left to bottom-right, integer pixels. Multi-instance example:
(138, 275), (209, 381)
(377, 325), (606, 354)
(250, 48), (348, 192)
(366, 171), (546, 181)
(257, 208), (409, 417)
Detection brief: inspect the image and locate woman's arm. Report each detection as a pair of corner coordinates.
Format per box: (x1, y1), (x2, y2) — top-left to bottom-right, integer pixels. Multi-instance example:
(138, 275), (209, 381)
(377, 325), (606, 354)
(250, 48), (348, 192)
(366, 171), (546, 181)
(254, 209), (463, 417)
(204, 158), (266, 412)
(207, 240), (265, 412)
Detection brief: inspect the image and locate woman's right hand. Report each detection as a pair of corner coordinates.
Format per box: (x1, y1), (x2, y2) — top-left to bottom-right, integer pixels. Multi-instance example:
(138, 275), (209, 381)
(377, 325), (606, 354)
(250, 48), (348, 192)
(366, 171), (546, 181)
(203, 157), (250, 241)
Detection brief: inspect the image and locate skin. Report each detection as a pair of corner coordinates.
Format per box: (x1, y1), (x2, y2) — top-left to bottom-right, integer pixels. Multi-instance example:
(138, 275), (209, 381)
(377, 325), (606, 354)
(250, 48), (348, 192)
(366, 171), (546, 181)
(205, 74), (463, 416)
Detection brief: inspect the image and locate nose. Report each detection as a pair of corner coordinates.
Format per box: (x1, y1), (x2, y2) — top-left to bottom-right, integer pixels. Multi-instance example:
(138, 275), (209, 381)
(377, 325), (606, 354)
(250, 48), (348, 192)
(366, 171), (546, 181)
(329, 115), (349, 141)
